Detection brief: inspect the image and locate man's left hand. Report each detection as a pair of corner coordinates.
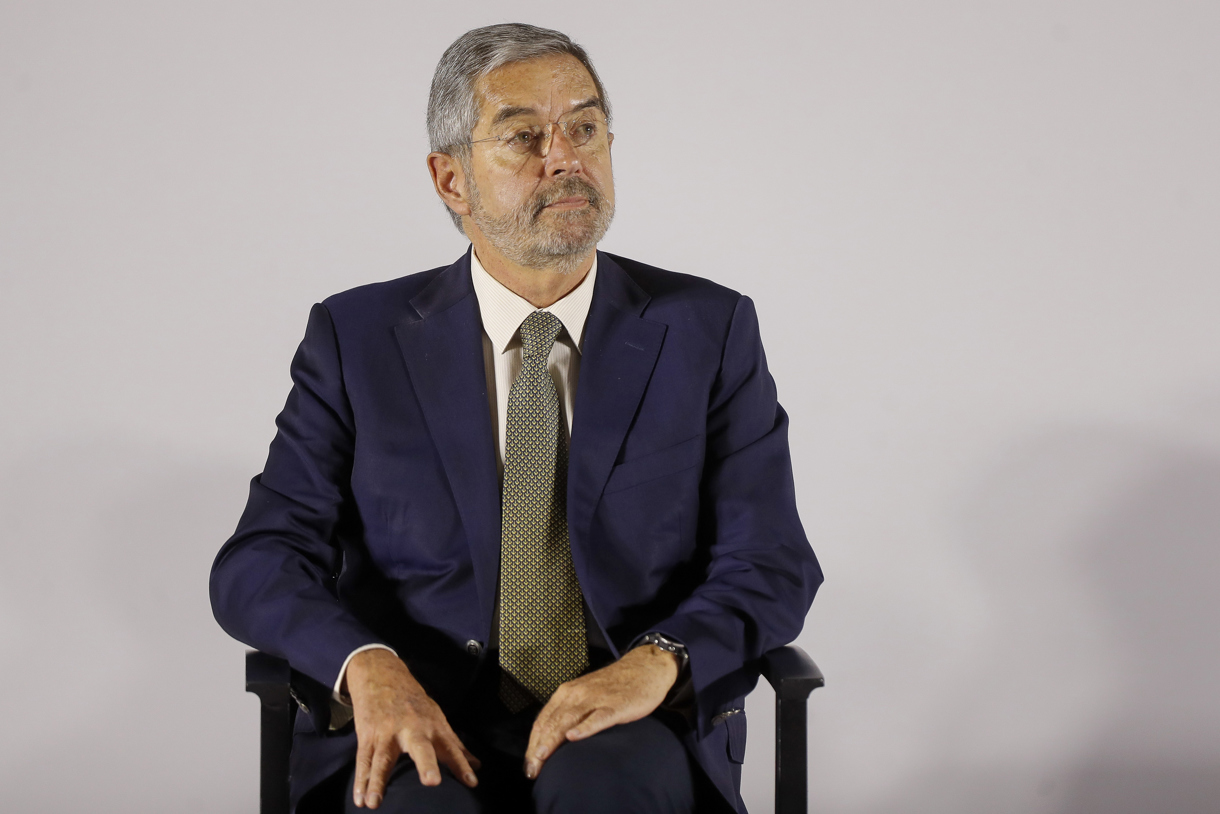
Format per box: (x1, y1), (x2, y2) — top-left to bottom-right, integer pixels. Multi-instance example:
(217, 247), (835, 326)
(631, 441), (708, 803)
(524, 644), (681, 779)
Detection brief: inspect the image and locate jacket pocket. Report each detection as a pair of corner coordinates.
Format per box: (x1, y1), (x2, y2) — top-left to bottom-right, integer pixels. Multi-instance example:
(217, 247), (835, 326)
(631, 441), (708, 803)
(603, 434), (704, 495)
(716, 708), (747, 764)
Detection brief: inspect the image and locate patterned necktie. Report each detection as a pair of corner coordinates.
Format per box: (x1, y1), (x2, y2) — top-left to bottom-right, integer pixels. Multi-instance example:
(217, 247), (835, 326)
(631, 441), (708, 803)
(497, 311), (589, 711)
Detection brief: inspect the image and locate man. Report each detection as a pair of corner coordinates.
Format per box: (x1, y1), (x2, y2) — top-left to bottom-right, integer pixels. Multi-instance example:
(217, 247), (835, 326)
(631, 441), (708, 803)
(211, 23), (821, 814)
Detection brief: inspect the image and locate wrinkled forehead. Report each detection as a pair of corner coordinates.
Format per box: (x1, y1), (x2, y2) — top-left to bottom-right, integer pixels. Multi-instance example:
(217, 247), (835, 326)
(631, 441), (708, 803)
(473, 54), (602, 128)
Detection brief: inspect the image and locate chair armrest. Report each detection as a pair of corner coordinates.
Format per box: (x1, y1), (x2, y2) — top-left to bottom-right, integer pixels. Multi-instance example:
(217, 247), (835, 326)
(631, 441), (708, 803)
(762, 645), (824, 814)
(245, 650), (294, 814)
(246, 650), (293, 709)
(761, 645), (825, 701)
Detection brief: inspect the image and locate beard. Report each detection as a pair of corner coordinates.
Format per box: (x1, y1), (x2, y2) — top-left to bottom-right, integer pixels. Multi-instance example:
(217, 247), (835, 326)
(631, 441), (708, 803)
(466, 175), (615, 275)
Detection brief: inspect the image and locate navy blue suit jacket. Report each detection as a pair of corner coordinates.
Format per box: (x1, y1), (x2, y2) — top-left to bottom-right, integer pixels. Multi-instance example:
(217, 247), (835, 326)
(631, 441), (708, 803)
(210, 249), (822, 812)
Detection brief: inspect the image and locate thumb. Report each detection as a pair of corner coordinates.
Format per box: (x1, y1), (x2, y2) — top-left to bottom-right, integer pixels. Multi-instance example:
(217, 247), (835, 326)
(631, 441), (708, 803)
(565, 707), (617, 741)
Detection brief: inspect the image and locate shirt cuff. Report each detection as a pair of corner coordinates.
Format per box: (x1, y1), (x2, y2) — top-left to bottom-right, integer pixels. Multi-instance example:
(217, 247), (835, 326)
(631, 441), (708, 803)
(328, 644), (397, 732)
(332, 643), (398, 703)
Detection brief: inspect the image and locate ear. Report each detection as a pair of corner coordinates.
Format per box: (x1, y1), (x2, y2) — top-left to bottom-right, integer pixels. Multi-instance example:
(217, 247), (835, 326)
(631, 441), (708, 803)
(427, 152), (472, 217)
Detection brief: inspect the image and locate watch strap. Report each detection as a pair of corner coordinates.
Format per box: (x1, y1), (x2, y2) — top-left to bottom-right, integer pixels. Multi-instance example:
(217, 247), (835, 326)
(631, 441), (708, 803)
(637, 632), (689, 671)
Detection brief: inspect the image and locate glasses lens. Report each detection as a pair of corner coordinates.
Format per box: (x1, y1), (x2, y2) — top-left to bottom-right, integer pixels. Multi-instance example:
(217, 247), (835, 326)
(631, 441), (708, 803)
(565, 118), (601, 148)
(503, 126), (542, 155)
(494, 117), (605, 155)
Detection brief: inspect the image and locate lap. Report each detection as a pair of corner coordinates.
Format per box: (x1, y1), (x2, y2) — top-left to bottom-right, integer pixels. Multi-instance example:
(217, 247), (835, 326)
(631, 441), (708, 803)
(342, 759), (487, 814)
(340, 716), (698, 814)
(533, 716), (697, 814)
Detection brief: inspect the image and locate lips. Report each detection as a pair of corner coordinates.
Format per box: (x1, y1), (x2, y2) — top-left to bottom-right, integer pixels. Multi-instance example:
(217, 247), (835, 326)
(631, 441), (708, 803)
(532, 179), (601, 218)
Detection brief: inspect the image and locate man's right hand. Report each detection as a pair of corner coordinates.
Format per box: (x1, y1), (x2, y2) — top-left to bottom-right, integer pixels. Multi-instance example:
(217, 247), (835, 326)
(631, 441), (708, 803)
(345, 648), (480, 809)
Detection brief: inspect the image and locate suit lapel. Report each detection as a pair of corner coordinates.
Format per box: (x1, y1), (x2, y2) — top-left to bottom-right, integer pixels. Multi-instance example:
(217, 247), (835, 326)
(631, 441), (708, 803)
(394, 251), (501, 636)
(391, 250), (666, 641)
(568, 253), (667, 587)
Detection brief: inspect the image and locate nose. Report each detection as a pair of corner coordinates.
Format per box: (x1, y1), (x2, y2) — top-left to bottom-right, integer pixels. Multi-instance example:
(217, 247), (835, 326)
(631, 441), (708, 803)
(541, 123), (583, 177)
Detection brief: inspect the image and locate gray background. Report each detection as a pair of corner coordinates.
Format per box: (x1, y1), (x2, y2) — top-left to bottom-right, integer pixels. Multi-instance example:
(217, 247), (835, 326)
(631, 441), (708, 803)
(2, 2), (1218, 812)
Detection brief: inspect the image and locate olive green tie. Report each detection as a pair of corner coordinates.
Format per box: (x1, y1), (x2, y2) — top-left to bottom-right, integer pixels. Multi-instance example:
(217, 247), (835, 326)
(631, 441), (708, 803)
(497, 310), (589, 711)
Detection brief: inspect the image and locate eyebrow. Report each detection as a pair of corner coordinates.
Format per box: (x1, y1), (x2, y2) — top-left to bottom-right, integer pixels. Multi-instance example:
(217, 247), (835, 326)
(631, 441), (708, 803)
(490, 97), (606, 127)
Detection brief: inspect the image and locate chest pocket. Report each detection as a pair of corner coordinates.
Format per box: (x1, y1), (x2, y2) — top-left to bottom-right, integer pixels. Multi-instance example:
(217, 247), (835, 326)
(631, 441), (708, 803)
(603, 434), (704, 495)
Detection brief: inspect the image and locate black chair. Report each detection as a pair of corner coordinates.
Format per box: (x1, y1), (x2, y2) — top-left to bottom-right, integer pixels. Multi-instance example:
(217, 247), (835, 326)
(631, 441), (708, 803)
(246, 646), (823, 814)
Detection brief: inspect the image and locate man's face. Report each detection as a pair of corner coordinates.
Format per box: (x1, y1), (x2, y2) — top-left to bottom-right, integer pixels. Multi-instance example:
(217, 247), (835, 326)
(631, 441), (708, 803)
(464, 53), (615, 271)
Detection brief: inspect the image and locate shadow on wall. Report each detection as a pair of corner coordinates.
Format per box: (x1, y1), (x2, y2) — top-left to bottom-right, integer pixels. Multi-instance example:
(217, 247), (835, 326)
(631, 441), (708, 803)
(861, 427), (1220, 814)
(1055, 440), (1220, 813)
(0, 438), (257, 813)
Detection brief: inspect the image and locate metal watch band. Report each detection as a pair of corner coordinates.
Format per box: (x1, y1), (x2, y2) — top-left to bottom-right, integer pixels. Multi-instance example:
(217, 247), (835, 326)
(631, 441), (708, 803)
(638, 632), (689, 671)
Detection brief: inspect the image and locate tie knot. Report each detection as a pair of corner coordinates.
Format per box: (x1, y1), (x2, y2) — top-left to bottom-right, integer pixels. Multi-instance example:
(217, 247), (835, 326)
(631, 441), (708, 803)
(519, 311), (563, 360)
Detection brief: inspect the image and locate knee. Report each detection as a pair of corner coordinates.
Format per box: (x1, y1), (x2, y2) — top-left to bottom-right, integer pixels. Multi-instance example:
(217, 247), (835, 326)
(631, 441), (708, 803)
(344, 760), (481, 814)
(532, 741), (628, 814)
(533, 735), (628, 796)
(532, 722), (694, 814)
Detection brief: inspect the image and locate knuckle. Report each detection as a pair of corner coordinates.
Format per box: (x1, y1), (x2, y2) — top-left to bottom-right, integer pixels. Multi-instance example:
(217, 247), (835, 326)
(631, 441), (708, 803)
(449, 746), (471, 768)
(405, 729), (431, 748)
(405, 740), (435, 763)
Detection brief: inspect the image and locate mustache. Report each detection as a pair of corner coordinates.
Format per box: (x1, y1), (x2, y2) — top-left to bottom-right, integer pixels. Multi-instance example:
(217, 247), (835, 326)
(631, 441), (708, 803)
(530, 178), (603, 219)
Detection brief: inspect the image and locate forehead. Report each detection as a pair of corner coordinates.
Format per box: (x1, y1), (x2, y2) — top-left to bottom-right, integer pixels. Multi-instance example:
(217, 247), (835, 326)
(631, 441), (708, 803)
(474, 53), (600, 122)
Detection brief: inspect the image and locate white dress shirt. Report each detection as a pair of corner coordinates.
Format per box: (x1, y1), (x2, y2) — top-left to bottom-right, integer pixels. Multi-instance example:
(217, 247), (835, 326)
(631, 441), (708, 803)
(471, 249), (596, 471)
(329, 249), (597, 720)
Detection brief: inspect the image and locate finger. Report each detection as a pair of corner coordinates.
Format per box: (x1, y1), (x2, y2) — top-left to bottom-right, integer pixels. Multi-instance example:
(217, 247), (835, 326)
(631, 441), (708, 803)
(431, 719), (480, 772)
(402, 733), (442, 787)
(526, 693), (571, 759)
(436, 734), (479, 788)
(566, 706), (617, 740)
(364, 737), (402, 810)
(524, 704), (559, 773)
(353, 733), (375, 807)
(524, 700), (553, 771)
(536, 706), (586, 759)
(526, 706), (584, 778)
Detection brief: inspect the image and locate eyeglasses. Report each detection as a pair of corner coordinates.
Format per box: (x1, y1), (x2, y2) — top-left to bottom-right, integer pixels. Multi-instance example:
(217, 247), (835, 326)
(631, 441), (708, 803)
(465, 113), (609, 157)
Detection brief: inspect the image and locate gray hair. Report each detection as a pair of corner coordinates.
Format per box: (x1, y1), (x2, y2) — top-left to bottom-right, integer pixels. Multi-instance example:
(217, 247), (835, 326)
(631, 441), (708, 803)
(427, 23), (611, 232)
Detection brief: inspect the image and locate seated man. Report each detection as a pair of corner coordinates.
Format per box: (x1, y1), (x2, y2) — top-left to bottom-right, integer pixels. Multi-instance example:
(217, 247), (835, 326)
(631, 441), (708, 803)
(210, 22), (822, 814)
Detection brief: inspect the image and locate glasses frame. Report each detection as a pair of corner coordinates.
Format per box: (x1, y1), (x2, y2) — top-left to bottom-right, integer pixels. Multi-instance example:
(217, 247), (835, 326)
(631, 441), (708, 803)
(464, 113), (610, 158)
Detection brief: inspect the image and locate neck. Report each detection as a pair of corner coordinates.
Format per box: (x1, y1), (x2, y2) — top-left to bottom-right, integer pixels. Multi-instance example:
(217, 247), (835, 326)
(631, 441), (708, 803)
(467, 232), (593, 308)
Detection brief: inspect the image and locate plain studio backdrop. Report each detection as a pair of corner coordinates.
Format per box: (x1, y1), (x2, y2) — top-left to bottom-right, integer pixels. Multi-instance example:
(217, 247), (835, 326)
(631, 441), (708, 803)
(2, 2), (1219, 812)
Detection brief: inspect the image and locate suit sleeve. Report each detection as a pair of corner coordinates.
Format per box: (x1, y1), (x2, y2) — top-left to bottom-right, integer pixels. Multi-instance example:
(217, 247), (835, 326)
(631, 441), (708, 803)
(209, 302), (389, 691)
(648, 295), (823, 735)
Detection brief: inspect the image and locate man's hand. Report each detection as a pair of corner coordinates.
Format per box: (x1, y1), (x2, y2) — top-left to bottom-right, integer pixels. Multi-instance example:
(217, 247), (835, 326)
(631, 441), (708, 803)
(523, 644), (681, 779)
(345, 649), (480, 809)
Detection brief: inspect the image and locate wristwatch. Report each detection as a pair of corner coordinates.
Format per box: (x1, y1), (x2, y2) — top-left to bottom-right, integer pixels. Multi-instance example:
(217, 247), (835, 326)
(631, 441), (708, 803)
(637, 632), (689, 672)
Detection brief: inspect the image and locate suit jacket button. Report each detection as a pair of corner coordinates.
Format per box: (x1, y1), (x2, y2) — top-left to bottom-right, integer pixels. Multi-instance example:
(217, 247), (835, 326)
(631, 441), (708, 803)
(466, 640), (483, 656)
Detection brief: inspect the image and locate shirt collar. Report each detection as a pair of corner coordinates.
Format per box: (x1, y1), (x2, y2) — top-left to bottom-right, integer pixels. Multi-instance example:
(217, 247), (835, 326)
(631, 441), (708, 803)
(469, 248), (598, 355)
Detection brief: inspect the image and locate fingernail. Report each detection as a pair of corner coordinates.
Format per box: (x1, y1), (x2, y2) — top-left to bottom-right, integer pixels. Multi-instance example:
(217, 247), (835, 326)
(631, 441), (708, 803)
(465, 772), (478, 786)
(525, 760), (538, 779)
(354, 792), (364, 807)
(367, 793), (380, 808)
(567, 728), (581, 740)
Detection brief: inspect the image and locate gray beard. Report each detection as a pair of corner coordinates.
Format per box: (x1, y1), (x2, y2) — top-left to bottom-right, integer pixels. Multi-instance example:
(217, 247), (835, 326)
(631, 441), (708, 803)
(467, 176), (615, 276)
